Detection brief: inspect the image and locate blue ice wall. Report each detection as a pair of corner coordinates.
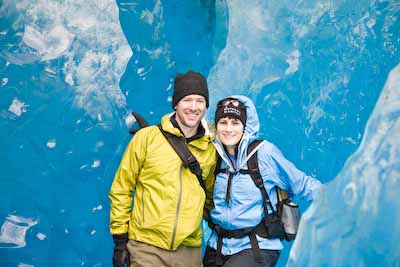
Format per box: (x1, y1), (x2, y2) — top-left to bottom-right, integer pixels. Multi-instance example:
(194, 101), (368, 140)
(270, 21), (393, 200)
(287, 63), (400, 267)
(0, 0), (399, 266)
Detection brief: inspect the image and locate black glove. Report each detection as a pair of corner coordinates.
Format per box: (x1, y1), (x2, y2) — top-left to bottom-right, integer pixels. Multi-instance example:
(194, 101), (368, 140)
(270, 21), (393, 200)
(112, 233), (130, 267)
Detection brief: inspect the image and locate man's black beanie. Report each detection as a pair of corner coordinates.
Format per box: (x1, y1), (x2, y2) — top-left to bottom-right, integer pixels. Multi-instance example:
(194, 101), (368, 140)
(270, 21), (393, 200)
(172, 70), (209, 108)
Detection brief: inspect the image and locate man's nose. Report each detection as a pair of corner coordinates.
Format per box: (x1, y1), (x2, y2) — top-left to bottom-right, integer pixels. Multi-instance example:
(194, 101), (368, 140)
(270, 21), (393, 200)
(189, 101), (197, 109)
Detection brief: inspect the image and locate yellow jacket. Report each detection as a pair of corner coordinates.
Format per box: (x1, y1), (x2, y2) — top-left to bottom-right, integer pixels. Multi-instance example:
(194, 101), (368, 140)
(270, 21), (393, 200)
(109, 113), (216, 250)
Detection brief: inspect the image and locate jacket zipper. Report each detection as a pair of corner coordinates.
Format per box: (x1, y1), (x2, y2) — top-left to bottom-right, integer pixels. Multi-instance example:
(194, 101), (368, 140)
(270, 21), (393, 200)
(141, 188), (145, 222)
(170, 163), (183, 250)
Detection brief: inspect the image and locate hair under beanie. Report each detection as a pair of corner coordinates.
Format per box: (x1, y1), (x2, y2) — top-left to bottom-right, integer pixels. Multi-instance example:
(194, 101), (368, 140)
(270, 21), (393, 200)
(215, 97), (246, 125)
(172, 70), (209, 108)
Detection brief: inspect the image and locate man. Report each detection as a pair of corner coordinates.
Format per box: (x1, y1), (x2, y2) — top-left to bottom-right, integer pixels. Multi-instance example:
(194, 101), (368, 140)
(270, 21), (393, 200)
(109, 70), (217, 267)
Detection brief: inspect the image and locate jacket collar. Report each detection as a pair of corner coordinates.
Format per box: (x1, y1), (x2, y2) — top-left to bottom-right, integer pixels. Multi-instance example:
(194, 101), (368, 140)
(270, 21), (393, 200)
(160, 112), (214, 151)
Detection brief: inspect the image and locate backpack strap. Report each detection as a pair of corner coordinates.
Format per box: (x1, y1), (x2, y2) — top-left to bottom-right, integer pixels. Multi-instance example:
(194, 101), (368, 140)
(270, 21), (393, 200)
(212, 140), (283, 265)
(128, 112), (149, 135)
(157, 125), (205, 191)
(214, 155), (229, 175)
(242, 139), (277, 263)
(212, 140), (291, 265)
(243, 140), (275, 214)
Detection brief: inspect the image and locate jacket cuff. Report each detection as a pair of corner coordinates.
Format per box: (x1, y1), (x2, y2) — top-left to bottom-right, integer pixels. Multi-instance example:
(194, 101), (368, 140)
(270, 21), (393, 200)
(112, 233), (128, 245)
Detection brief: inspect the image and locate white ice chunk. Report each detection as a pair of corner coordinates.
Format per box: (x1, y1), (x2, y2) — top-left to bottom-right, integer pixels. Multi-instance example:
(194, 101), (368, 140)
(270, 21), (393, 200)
(46, 139), (57, 149)
(65, 73), (74, 86)
(92, 205), (103, 212)
(166, 82), (172, 91)
(1, 77), (8, 87)
(125, 113), (137, 128)
(0, 215), (38, 248)
(36, 233), (46, 240)
(91, 160), (100, 168)
(143, 47), (163, 59)
(95, 141), (104, 149)
(97, 113), (103, 122)
(140, 9), (155, 25)
(285, 50), (300, 75)
(367, 18), (376, 29)
(137, 67), (145, 75)
(44, 67), (56, 74)
(22, 24), (74, 61)
(8, 98), (28, 117)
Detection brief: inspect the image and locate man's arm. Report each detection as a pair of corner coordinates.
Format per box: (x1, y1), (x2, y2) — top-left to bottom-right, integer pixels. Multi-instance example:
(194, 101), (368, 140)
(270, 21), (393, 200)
(109, 129), (147, 234)
(203, 154), (217, 219)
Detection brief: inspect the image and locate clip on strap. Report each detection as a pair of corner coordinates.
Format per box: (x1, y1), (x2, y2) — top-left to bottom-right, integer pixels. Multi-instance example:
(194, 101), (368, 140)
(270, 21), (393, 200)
(249, 232), (264, 263)
(216, 234), (224, 266)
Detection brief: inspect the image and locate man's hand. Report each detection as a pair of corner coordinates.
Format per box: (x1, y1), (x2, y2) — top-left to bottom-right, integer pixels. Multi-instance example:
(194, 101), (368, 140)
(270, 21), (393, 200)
(112, 233), (130, 267)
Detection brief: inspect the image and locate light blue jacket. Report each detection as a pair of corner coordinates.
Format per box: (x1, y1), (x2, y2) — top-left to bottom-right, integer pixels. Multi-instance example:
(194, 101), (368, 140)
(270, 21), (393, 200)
(208, 95), (322, 255)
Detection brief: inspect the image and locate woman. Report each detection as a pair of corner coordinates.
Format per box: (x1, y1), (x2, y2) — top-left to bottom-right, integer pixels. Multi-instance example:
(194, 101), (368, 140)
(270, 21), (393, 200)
(203, 95), (322, 267)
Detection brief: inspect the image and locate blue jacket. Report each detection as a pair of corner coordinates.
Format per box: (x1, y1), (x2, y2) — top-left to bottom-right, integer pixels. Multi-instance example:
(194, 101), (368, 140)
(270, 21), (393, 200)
(208, 95), (322, 255)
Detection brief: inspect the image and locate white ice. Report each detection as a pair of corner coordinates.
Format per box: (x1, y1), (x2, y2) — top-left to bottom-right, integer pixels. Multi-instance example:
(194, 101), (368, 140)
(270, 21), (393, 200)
(0, 215), (38, 248)
(5, 0), (133, 122)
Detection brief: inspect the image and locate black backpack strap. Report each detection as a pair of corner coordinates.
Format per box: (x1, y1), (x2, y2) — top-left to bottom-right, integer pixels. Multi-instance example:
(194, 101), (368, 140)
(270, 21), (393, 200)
(157, 125), (205, 191)
(212, 140), (279, 265)
(245, 140), (275, 214)
(245, 140), (277, 263)
(214, 155), (230, 175)
(128, 112), (149, 135)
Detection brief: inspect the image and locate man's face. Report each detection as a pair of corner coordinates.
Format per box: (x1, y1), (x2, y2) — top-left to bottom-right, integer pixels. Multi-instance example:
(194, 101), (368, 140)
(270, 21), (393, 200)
(174, 94), (207, 130)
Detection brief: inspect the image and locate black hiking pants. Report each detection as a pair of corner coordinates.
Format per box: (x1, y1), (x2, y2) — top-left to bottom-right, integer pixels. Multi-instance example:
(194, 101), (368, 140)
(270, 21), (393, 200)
(203, 246), (280, 267)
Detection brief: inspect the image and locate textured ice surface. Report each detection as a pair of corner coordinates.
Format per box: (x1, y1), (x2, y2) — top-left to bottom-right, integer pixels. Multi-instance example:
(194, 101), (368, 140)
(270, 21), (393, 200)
(288, 63), (400, 266)
(1, 0), (399, 266)
(1, 0), (131, 121)
(205, 1), (399, 265)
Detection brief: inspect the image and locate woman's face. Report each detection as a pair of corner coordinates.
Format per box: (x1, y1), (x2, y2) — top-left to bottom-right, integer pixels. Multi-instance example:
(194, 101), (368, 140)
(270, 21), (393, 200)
(216, 117), (244, 149)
